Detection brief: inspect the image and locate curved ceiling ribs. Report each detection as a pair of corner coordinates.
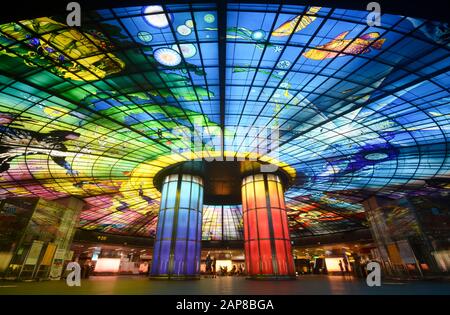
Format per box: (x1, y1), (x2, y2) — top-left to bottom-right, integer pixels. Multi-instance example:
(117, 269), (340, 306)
(0, 2), (449, 239)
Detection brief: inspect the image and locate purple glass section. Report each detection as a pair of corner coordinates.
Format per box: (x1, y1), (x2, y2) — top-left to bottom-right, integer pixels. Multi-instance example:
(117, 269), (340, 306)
(151, 174), (203, 278)
(188, 211), (198, 240)
(151, 240), (161, 274)
(174, 240), (187, 274)
(177, 209), (189, 239)
(162, 209), (174, 238)
(186, 241), (196, 275)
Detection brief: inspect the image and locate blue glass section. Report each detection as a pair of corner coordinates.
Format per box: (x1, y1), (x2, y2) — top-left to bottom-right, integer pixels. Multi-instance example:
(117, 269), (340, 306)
(196, 236), (202, 273)
(197, 211), (203, 241)
(190, 184), (199, 208)
(179, 181), (191, 208)
(188, 210), (198, 240)
(159, 240), (171, 274)
(174, 240), (187, 274)
(177, 209), (189, 239)
(151, 240), (161, 274)
(186, 241), (197, 275)
(151, 174), (203, 277)
(160, 184), (167, 210)
(162, 209), (174, 239)
(166, 182), (178, 208)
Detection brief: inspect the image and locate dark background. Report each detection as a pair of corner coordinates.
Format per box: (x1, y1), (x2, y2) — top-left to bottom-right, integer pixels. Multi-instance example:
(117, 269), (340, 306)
(0, 0), (449, 24)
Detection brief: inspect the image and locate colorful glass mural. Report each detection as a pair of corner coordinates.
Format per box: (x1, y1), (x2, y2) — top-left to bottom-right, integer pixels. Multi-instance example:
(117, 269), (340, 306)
(202, 205), (243, 241)
(0, 3), (449, 239)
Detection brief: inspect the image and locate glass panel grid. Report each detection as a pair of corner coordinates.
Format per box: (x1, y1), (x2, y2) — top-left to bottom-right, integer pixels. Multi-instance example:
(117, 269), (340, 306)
(0, 3), (449, 239)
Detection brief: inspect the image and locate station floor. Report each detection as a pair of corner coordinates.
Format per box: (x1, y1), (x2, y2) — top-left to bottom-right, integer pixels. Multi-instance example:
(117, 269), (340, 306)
(1, 275), (450, 295)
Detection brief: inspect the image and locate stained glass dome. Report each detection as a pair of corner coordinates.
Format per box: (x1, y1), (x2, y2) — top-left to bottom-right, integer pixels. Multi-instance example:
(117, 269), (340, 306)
(0, 2), (449, 240)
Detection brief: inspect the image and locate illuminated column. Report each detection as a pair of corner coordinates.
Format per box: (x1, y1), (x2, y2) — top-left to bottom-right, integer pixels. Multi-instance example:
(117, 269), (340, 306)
(151, 174), (203, 279)
(241, 174), (295, 279)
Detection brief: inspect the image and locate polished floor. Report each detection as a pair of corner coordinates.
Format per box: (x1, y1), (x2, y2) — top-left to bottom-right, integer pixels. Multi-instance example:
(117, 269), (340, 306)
(1, 275), (450, 295)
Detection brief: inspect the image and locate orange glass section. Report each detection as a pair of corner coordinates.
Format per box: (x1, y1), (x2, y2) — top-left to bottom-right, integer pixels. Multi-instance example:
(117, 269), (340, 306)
(241, 174), (295, 278)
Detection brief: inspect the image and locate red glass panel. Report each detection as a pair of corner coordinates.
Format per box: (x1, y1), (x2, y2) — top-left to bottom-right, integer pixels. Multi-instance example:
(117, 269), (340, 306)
(259, 240), (273, 274)
(284, 240), (294, 274)
(243, 210), (249, 240)
(268, 181), (280, 208)
(248, 209), (258, 240)
(254, 181), (266, 208)
(246, 184), (255, 210)
(277, 183), (286, 209)
(271, 209), (283, 239)
(249, 240), (260, 275)
(241, 185), (247, 211)
(275, 240), (287, 275)
(256, 209), (270, 239)
(244, 241), (250, 273)
(280, 210), (290, 238)
(242, 174), (294, 277)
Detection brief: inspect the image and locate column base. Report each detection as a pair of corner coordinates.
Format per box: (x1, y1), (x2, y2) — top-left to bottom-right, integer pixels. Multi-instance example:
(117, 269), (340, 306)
(246, 275), (297, 281)
(149, 275), (201, 280)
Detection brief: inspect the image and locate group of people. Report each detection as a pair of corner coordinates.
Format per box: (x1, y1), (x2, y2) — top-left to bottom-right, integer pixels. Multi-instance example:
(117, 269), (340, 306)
(204, 252), (245, 277)
(338, 257), (351, 274)
(219, 264), (245, 276)
(338, 255), (372, 278)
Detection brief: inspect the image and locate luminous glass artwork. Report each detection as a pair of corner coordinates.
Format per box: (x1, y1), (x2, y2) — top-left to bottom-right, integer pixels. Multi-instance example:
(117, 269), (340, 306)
(202, 205), (243, 240)
(0, 3), (449, 239)
(151, 174), (203, 276)
(241, 174), (294, 276)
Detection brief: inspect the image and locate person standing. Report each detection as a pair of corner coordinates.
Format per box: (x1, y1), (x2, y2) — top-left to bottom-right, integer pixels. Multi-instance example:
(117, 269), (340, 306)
(212, 257), (217, 278)
(205, 252), (212, 277)
(343, 256), (350, 274)
(338, 260), (344, 275)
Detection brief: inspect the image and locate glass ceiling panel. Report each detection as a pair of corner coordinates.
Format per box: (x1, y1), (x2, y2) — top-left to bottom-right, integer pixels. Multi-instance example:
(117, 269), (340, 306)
(0, 3), (449, 239)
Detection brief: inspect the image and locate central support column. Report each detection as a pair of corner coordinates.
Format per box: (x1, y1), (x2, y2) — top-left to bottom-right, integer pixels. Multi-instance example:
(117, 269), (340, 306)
(150, 174), (203, 279)
(241, 174), (295, 279)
